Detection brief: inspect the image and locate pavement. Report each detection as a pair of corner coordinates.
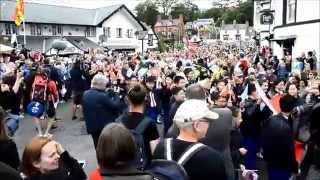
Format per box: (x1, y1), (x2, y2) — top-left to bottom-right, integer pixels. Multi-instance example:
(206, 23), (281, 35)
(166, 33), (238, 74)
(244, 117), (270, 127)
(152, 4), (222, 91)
(15, 101), (97, 175)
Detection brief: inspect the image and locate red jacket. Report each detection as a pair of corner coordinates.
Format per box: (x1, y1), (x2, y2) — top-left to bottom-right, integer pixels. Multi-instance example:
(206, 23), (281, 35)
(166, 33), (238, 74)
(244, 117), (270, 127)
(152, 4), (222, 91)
(89, 167), (103, 180)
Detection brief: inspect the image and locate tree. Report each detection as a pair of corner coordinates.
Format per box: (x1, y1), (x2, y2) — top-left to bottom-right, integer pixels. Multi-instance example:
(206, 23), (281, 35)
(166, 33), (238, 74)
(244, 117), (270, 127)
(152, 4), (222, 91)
(170, 3), (199, 22)
(238, 0), (254, 25)
(135, 1), (160, 27)
(201, 8), (223, 19)
(153, 0), (178, 16)
(199, 0), (254, 26)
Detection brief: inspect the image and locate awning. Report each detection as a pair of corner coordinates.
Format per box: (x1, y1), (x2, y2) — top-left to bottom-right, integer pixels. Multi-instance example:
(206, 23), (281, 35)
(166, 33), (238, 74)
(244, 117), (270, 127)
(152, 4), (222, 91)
(106, 44), (139, 50)
(270, 35), (297, 41)
(0, 44), (14, 54)
(46, 40), (83, 56)
(10, 35), (102, 53)
(271, 35), (296, 46)
(65, 36), (103, 52)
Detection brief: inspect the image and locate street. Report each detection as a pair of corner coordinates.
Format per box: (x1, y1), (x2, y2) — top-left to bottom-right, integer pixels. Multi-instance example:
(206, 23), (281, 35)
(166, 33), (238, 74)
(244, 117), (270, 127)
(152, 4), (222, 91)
(14, 102), (97, 174)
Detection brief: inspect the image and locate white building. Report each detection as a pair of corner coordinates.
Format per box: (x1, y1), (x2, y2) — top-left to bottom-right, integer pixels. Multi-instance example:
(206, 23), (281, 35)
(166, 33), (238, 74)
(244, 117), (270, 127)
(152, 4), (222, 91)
(253, 0), (320, 63)
(0, 1), (157, 53)
(253, 0), (273, 47)
(143, 24), (159, 51)
(220, 21), (253, 43)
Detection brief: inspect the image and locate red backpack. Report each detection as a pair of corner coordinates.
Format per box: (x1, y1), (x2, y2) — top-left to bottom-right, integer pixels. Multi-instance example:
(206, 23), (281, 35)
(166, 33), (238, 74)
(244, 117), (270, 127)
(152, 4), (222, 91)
(31, 75), (48, 103)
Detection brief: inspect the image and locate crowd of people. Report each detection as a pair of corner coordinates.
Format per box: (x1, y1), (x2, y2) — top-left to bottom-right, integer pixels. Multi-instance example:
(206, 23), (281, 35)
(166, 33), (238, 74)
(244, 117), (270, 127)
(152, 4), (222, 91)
(0, 43), (320, 180)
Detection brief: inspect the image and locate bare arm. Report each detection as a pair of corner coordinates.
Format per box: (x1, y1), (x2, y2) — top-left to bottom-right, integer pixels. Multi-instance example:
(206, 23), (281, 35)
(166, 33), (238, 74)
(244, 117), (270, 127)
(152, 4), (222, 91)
(150, 138), (160, 154)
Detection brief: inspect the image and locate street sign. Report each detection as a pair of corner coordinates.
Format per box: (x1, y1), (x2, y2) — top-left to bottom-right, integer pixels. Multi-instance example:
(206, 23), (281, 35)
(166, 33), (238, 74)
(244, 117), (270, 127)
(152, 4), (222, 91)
(260, 11), (274, 24)
(137, 31), (148, 40)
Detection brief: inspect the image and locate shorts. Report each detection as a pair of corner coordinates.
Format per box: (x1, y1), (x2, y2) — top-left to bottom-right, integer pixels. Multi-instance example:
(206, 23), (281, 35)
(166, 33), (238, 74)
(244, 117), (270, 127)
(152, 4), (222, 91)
(72, 91), (83, 105)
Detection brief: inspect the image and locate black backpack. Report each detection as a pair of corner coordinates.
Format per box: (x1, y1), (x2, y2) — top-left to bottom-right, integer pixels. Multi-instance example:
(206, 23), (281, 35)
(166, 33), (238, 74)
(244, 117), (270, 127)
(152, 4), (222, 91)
(117, 115), (152, 170)
(150, 138), (206, 180)
(147, 159), (189, 180)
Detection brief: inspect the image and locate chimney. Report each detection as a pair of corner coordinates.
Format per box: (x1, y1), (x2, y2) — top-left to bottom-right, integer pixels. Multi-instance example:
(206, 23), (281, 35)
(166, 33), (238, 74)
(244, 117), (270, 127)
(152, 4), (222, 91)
(168, 15), (173, 21)
(233, 20), (236, 25)
(157, 15), (162, 22)
(221, 20), (225, 27)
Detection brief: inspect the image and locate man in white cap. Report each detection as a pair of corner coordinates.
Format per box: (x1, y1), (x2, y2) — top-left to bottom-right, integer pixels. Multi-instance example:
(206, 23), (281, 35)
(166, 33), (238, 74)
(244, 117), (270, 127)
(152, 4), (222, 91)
(153, 99), (227, 180)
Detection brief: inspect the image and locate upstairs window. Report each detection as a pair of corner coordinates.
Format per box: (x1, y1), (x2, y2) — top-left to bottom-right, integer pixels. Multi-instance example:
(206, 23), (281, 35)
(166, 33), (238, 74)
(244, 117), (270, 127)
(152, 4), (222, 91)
(116, 28), (122, 38)
(5, 24), (11, 35)
(287, 0), (296, 23)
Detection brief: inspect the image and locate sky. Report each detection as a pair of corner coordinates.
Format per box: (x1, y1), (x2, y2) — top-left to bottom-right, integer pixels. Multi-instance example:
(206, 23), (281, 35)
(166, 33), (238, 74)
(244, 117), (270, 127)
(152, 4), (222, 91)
(25, 0), (216, 11)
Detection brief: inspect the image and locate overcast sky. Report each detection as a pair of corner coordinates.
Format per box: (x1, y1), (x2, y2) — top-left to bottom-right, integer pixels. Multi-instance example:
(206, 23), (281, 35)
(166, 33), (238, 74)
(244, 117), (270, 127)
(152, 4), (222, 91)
(26, 0), (216, 10)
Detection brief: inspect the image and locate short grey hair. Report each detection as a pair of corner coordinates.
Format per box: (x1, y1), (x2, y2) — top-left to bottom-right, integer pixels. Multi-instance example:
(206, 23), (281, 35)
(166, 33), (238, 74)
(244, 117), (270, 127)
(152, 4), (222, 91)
(91, 73), (108, 90)
(185, 84), (206, 100)
(174, 121), (194, 131)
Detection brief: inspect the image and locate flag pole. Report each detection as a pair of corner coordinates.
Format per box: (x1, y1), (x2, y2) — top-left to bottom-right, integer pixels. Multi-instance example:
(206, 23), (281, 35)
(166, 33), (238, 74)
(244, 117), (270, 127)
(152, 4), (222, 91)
(23, 20), (26, 46)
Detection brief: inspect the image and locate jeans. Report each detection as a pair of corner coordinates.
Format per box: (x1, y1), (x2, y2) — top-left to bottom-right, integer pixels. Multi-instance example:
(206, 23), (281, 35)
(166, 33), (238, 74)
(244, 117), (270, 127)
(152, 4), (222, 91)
(5, 113), (22, 136)
(268, 167), (291, 180)
(243, 137), (260, 170)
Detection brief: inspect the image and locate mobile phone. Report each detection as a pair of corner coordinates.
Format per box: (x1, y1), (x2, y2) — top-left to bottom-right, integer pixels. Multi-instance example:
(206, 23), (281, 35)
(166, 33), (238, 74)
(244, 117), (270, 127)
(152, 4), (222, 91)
(78, 160), (86, 168)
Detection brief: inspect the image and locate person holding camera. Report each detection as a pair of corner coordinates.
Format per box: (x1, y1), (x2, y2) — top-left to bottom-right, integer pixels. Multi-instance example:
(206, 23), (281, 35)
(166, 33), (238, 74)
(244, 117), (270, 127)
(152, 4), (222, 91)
(82, 73), (125, 148)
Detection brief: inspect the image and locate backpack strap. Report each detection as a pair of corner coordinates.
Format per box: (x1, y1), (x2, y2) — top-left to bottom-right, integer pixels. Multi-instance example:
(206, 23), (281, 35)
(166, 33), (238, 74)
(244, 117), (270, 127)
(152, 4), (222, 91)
(164, 138), (173, 161)
(177, 143), (205, 166)
(135, 116), (152, 134)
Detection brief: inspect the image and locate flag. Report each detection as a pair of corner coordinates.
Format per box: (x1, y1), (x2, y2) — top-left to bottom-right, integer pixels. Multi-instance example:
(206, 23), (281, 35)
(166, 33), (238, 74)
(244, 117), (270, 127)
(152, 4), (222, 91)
(254, 81), (278, 114)
(13, 0), (24, 26)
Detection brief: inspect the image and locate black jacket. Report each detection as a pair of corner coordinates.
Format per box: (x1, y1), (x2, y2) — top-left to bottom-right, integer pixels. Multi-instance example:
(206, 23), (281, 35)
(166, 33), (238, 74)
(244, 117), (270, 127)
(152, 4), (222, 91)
(261, 113), (298, 173)
(0, 140), (20, 170)
(99, 166), (153, 180)
(70, 67), (86, 92)
(82, 88), (125, 133)
(240, 98), (264, 137)
(25, 151), (86, 180)
(0, 162), (22, 180)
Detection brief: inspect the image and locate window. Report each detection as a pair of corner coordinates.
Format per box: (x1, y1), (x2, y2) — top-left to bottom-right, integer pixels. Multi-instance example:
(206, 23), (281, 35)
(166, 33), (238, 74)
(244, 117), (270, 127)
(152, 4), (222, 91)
(57, 25), (63, 35)
(36, 25), (42, 35)
(287, 0), (296, 23)
(85, 27), (90, 37)
(11, 25), (17, 34)
(90, 27), (96, 37)
(20, 25), (24, 33)
(5, 24), (11, 35)
(52, 25), (57, 35)
(116, 28), (122, 38)
(127, 29), (133, 38)
(148, 34), (153, 46)
(85, 27), (96, 37)
(107, 27), (111, 37)
(235, 34), (241, 41)
(30, 25), (36, 35)
(223, 34), (229, 41)
(103, 27), (111, 37)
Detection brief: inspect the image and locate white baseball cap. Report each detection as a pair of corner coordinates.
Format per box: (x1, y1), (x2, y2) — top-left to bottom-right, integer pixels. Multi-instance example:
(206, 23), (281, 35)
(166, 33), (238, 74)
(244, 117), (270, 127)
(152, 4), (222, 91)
(174, 99), (219, 123)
